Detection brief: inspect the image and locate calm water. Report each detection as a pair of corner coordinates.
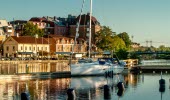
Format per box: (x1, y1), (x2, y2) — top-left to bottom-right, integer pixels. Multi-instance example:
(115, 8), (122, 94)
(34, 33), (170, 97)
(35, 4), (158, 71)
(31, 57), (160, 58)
(0, 72), (170, 100)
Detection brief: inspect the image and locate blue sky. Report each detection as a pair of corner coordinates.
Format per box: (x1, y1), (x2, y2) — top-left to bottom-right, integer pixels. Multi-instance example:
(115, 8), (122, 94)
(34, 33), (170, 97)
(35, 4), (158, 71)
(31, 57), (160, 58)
(1, 0), (170, 47)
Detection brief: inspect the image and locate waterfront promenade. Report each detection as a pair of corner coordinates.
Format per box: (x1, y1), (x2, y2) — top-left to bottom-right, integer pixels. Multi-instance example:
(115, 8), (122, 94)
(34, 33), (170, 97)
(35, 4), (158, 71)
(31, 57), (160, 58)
(0, 60), (71, 79)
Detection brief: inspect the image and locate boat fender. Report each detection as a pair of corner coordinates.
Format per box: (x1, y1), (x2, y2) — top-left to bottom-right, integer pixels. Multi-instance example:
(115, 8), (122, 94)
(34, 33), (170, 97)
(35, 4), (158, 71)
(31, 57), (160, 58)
(104, 85), (111, 99)
(21, 92), (30, 100)
(159, 79), (165, 85)
(117, 89), (124, 97)
(159, 84), (165, 93)
(117, 82), (125, 91)
(67, 88), (76, 100)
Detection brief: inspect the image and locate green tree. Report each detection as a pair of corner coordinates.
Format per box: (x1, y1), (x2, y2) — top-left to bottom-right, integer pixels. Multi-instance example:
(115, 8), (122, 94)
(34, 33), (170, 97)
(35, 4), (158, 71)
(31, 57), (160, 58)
(116, 49), (128, 59)
(112, 35), (126, 52)
(158, 45), (166, 51)
(117, 32), (131, 49)
(95, 26), (126, 51)
(95, 26), (115, 51)
(23, 22), (44, 37)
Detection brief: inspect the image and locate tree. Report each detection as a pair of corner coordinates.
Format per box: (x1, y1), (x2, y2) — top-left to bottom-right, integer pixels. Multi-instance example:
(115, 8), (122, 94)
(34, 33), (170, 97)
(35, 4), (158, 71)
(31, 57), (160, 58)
(95, 26), (115, 51)
(95, 26), (126, 51)
(117, 32), (131, 49)
(23, 22), (44, 37)
(112, 35), (126, 52)
(116, 49), (128, 59)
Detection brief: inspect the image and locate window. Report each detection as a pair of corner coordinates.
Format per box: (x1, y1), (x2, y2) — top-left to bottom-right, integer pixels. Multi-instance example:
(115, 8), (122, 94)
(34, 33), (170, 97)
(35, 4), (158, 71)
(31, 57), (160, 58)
(6, 46), (9, 51)
(41, 47), (43, 50)
(21, 46), (22, 50)
(25, 47), (27, 50)
(45, 47), (47, 50)
(13, 46), (15, 51)
(38, 47), (39, 51)
(29, 46), (31, 50)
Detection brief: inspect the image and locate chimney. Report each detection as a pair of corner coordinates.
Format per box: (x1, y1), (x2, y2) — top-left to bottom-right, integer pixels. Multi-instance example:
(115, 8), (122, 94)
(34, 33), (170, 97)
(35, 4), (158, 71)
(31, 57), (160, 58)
(54, 16), (56, 21)
(47, 16), (49, 20)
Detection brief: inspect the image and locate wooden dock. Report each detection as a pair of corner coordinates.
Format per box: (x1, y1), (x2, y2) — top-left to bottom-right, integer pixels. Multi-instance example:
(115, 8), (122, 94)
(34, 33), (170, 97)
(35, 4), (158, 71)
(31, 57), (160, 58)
(131, 65), (170, 73)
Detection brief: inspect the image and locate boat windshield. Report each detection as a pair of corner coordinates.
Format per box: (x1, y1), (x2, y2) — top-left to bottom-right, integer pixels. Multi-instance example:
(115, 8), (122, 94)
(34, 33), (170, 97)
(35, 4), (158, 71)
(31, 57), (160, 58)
(98, 58), (118, 64)
(78, 58), (93, 63)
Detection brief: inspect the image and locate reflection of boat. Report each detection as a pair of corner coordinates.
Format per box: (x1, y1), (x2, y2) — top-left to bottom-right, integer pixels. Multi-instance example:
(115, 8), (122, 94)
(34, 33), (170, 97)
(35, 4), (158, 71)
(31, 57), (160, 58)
(69, 75), (124, 100)
(70, 75), (124, 89)
(69, 0), (125, 76)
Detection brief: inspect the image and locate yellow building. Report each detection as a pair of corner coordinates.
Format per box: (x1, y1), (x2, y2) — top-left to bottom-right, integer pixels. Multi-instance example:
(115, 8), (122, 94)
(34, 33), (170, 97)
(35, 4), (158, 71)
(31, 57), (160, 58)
(2, 35), (49, 59)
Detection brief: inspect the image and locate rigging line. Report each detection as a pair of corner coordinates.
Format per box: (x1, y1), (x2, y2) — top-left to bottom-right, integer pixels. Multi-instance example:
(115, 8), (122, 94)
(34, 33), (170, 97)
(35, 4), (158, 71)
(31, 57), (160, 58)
(70, 0), (86, 64)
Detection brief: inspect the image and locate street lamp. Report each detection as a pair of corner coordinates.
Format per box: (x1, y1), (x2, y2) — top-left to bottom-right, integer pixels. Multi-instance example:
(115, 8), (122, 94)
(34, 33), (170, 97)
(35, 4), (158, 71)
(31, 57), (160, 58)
(42, 35), (43, 59)
(48, 32), (50, 60)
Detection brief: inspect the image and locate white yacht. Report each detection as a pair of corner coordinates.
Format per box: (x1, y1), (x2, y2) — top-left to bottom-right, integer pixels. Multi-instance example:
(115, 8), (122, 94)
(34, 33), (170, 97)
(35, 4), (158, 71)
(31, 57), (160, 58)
(69, 0), (125, 76)
(70, 57), (125, 76)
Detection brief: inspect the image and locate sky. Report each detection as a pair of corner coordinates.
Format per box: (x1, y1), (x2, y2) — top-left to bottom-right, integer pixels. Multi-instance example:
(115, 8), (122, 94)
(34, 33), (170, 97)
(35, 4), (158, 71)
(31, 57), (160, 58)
(1, 0), (170, 47)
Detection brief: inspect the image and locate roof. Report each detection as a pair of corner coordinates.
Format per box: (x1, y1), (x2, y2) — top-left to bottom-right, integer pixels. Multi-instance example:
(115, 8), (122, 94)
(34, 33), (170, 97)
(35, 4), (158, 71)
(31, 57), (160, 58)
(29, 17), (46, 22)
(76, 14), (100, 25)
(11, 36), (49, 44)
(10, 20), (27, 25)
(54, 21), (65, 26)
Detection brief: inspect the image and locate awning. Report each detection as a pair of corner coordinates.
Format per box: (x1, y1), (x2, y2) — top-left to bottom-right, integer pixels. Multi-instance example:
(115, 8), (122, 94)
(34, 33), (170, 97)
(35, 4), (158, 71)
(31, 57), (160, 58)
(55, 52), (72, 54)
(55, 52), (86, 55)
(91, 52), (99, 54)
(18, 52), (34, 55)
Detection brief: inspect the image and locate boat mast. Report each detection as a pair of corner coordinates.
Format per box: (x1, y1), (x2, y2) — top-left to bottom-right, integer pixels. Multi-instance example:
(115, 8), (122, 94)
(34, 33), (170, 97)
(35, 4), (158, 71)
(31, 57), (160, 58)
(69, 0), (86, 65)
(88, 0), (92, 58)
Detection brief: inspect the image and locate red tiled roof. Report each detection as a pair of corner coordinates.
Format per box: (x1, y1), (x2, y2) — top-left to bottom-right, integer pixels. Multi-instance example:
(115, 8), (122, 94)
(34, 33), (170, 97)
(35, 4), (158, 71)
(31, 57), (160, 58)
(29, 17), (46, 22)
(11, 36), (49, 44)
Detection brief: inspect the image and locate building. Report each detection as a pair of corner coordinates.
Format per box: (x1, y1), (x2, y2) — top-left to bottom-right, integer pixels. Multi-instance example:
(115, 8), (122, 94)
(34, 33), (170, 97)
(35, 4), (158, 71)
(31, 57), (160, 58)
(29, 17), (46, 29)
(2, 35), (49, 59)
(69, 13), (101, 52)
(43, 34), (87, 59)
(0, 19), (14, 41)
(10, 20), (27, 36)
(54, 21), (68, 36)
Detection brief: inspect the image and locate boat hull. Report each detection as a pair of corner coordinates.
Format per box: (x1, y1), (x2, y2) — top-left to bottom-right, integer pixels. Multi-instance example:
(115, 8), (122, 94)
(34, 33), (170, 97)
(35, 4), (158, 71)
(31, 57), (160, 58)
(70, 62), (124, 76)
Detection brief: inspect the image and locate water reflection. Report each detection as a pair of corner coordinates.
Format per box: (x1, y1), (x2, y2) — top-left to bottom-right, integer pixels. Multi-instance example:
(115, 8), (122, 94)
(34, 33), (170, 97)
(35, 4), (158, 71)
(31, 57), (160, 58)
(0, 72), (170, 100)
(0, 78), (70, 100)
(0, 61), (70, 74)
(70, 75), (124, 100)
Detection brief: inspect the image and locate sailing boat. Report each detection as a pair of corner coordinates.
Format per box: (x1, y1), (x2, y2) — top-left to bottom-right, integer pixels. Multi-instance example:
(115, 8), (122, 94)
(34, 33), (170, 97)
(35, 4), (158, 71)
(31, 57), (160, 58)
(70, 0), (125, 76)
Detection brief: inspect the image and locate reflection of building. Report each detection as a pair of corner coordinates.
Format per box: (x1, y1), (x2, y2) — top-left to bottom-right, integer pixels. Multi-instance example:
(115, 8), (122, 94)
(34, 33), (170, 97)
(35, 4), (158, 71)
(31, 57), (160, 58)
(0, 78), (70, 100)
(126, 73), (139, 87)
(0, 62), (70, 74)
